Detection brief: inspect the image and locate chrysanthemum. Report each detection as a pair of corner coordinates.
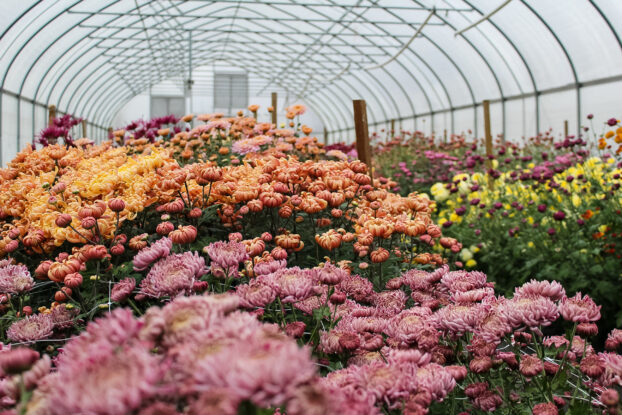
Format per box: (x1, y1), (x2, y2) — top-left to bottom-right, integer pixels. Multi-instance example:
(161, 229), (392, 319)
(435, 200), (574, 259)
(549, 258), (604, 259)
(140, 294), (239, 348)
(317, 262), (348, 285)
(514, 279), (565, 301)
(339, 274), (374, 303)
(503, 296), (559, 328)
(441, 270), (487, 293)
(268, 267), (315, 303)
(0, 264), (34, 294)
(433, 304), (486, 334)
(7, 314), (54, 343)
(50, 304), (79, 330)
(190, 337), (316, 408)
(140, 252), (205, 298)
(415, 363), (456, 401)
(598, 352), (622, 387)
(49, 342), (163, 415)
(372, 290), (407, 316)
(236, 281), (276, 308)
(205, 241), (249, 269)
(451, 287), (495, 304)
(558, 293), (601, 323)
(253, 259), (287, 276)
(111, 278), (136, 302)
(133, 237), (172, 271)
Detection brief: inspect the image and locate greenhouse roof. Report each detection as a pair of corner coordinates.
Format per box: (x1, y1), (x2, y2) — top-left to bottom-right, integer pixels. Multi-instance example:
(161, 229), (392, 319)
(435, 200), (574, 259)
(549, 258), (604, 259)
(0, 0), (621, 147)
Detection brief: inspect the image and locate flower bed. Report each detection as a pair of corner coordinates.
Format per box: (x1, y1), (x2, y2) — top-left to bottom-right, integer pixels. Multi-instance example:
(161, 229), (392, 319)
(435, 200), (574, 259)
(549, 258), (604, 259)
(0, 110), (619, 414)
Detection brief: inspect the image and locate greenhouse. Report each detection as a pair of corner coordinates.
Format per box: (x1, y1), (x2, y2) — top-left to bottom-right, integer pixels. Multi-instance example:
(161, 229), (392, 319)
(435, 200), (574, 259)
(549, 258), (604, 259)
(0, 0), (620, 414)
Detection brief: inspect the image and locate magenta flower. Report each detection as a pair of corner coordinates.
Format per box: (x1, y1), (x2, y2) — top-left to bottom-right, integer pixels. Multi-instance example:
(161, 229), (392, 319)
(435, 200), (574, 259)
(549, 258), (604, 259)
(133, 237), (172, 271)
(267, 267), (315, 303)
(558, 293), (601, 323)
(140, 252), (205, 298)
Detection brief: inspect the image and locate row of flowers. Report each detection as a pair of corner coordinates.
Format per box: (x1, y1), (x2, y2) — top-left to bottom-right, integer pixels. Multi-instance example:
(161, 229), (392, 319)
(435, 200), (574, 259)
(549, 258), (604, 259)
(0, 109), (619, 414)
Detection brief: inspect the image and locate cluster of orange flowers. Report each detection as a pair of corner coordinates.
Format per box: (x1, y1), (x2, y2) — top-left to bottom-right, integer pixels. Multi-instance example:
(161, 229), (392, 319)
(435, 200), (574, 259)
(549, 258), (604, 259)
(0, 143), (171, 256)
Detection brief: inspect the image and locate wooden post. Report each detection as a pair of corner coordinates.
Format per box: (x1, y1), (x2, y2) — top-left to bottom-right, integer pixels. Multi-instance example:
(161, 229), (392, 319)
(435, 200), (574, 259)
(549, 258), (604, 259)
(271, 92), (277, 126)
(390, 119), (395, 136)
(443, 129), (447, 144)
(483, 100), (494, 190)
(81, 119), (87, 137)
(564, 120), (568, 138)
(323, 127), (328, 145)
(48, 105), (56, 126)
(352, 100), (373, 184)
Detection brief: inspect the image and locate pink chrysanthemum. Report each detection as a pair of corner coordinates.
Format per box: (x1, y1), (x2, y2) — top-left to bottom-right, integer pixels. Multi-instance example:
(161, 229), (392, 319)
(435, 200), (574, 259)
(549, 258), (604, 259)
(503, 296), (559, 328)
(433, 304), (486, 334)
(0, 263), (34, 294)
(111, 278), (136, 302)
(514, 279), (565, 301)
(7, 314), (54, 343)
(415, 363), (457, 402)
(339, 274), (374, 303)
(205, 241), (249, 269)
(441, 270), (487, 293)
(49, 341), (163, 415)
(190, 337), (316, 408)
(317, 263), (348, 285)
(598, 352), (622, 387)
(253, 259), (287, 276)
(132, 237), (172, 271)
(141, 294), (239, 347)
(476, 310), (512, 343)
(558, 293), (601, 323)
(372, 290), (408, 317)
(140, 252), (205, 298)
(236, 281), (276, 308)
(384, 308), (433, 345)
(451, 287), (495, 304)
(267, 267), (315, 303)
(50, 304), (79, 330)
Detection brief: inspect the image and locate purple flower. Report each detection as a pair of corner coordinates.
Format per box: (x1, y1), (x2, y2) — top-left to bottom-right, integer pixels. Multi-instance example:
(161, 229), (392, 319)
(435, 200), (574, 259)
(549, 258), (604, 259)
(493, 202), (503, 210)
(553, 211), (566, 221)
(455, 207), (467, 216)
(547, 228), (556, 235)
(537, 204), (547, 213)
(607, 118), (618, 126)
(587, 114), (593, 120)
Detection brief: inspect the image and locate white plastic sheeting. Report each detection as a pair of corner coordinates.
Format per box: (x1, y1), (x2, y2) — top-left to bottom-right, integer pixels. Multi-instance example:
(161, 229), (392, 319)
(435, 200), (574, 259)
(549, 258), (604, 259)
(0, 0), (620, 163)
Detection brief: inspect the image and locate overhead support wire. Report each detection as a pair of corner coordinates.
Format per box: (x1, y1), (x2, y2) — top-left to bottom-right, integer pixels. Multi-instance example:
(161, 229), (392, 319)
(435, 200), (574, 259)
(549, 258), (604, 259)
(454, 0), (512, 36)
(364, 7), (435, 71)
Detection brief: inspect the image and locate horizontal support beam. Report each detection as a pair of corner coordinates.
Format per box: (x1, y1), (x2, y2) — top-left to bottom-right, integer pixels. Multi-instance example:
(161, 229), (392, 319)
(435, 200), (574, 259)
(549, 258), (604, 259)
(0, 88), (109, 131)
(326, 74), (622, 135)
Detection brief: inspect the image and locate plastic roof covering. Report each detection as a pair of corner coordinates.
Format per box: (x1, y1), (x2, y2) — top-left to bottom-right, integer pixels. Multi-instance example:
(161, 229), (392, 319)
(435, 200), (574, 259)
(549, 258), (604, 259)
(0, 0), (621, 146)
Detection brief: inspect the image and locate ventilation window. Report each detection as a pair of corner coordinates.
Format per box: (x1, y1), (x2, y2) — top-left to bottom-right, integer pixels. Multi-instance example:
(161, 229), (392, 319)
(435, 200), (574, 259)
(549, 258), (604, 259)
(150, 96), (185, 118)
(214, 73), (248, 115)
